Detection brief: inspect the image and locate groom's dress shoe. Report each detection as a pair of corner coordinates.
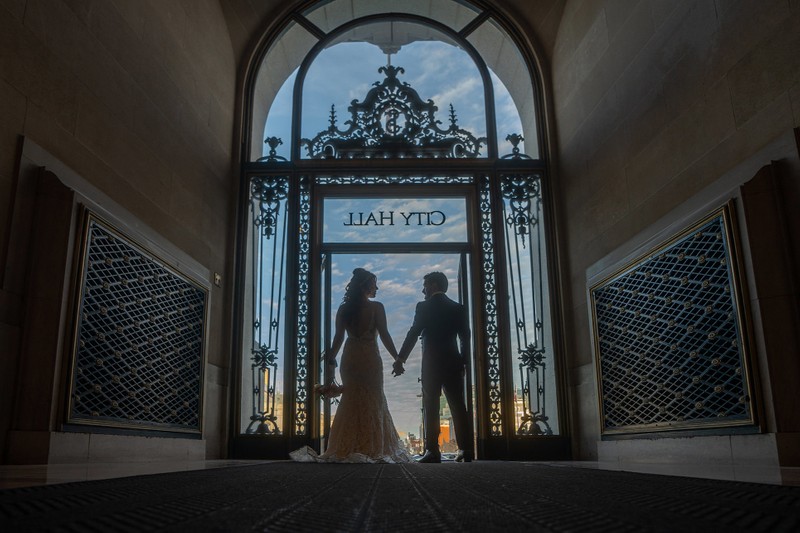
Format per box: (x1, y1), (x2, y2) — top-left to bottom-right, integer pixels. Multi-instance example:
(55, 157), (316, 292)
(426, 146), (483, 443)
(455, 450), (473, 463)
(417, 450), (441, 463)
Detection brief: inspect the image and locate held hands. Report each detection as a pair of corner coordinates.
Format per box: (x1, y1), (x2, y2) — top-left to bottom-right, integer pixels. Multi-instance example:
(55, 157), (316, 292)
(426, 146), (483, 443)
(391, 357), (405, 377)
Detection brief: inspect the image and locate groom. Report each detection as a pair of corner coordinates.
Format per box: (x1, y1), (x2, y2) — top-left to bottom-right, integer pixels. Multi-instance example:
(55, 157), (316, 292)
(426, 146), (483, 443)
(394, 272), (473, 463)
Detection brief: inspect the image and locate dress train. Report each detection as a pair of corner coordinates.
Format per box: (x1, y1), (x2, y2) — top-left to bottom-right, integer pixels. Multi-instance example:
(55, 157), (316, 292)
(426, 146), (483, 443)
(290, 331), (412, 464)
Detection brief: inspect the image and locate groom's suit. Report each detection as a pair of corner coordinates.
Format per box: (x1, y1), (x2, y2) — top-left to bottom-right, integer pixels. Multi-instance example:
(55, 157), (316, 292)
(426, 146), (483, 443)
(399, 292), (472, 455)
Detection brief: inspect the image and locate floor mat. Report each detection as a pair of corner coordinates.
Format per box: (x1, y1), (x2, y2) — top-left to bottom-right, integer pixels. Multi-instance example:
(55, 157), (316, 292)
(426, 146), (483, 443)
(1, 462), (799, 532)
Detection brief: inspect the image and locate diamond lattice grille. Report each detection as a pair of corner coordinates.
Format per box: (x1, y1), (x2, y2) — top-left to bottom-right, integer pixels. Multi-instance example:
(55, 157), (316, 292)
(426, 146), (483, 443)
(591, 210), (754, 433)
(69, 217), (207, 433)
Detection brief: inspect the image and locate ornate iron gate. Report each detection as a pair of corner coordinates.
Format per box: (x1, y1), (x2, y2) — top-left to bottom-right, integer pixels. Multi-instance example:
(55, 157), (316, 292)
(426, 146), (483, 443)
(235, 36), (562, 458)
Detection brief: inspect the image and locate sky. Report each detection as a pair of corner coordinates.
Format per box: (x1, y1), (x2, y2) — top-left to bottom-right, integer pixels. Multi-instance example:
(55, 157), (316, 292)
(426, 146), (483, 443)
(264, 39), (525, 159)
(254, 36), (544, 436)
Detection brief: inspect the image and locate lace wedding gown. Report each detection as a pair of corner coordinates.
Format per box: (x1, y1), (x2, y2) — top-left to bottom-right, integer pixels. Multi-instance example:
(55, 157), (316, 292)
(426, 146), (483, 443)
(290, 316), (412, 464)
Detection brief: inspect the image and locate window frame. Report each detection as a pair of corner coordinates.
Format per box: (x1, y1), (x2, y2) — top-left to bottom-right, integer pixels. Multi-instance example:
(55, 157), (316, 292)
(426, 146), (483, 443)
(232, 1), (569, 461)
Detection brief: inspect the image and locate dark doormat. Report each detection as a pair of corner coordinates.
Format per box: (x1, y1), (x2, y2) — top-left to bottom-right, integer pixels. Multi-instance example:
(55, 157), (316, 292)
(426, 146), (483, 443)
(1, 462), (798, 532)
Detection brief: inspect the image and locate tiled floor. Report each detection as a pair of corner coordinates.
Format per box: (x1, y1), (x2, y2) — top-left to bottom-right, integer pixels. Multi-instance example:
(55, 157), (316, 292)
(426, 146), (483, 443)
(1, 460), (798, 490)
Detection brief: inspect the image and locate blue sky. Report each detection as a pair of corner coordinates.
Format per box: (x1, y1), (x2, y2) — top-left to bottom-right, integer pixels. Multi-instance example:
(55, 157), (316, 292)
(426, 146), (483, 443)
(264, 39), (524, 159)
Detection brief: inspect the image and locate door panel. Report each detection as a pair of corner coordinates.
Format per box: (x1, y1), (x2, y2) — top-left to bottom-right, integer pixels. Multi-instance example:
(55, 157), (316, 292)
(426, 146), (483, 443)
(318, 252), (473, 457)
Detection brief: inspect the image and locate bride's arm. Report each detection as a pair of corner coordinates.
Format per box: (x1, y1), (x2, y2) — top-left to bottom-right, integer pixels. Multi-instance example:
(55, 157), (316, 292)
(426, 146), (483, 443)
(374, 302), (399, 361)
(326, 306), (346, 365)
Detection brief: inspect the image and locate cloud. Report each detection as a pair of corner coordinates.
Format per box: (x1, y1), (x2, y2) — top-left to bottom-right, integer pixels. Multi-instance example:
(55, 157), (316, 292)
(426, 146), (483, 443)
(430, 76), (481, 118)
(264, 28), (527, 162)
(375, 278), (420, 298)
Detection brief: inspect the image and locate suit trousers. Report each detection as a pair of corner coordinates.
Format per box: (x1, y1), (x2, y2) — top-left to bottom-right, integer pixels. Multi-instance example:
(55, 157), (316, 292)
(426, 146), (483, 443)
(422, 364), (471, 452)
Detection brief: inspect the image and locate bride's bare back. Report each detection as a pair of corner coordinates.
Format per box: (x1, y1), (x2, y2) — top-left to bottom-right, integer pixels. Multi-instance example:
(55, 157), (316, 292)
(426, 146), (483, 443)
(328, 301), (398, 362)
(344, 302), (377, 338)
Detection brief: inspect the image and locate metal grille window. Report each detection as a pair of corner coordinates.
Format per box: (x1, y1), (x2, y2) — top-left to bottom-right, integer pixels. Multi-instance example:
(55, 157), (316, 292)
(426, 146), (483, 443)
(590, 205), (756, 434)
(68, 214), (207, 434)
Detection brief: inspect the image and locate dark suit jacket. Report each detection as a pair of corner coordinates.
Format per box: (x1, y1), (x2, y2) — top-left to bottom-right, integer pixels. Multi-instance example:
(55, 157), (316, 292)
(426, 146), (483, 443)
(399, 293), (470, 372)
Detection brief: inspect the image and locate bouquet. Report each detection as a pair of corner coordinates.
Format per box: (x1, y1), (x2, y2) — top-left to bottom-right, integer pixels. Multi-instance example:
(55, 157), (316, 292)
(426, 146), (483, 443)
(314, 381), (343, 399)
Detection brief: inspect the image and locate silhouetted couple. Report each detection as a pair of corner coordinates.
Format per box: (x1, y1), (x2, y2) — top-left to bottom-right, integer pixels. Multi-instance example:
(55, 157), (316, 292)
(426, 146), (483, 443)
(290, 268), (473, 464)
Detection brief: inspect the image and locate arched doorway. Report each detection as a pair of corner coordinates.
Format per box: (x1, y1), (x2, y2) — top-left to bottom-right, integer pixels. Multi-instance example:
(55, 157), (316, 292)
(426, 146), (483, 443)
(233, 0), (568, 460)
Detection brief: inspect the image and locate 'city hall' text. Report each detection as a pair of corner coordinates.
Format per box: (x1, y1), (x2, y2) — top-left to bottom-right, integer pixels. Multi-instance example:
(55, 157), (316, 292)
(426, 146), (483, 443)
(343, 211), (446, 226)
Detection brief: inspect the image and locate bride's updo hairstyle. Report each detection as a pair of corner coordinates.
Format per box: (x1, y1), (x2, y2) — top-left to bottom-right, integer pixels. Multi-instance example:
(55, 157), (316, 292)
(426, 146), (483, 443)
(341, 268), (376, 326)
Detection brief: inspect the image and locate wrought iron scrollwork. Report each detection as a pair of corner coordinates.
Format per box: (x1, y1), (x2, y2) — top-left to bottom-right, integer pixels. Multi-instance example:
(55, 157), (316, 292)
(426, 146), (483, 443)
(246, 175), (289, 435)
(500, 174), (542, 244)
(479, 176), (503, 436)
(517, 343), (553, 435)
(301, 65), (487, 159)
(294, 176), (311, 435)
(257, 137), (288, 163)
(500, 172), (553, 436)
(315, 175), (473, 186)
(247, 344), (280, 434)
(501, 133), (532, 160)
(250, 176), (289, 237)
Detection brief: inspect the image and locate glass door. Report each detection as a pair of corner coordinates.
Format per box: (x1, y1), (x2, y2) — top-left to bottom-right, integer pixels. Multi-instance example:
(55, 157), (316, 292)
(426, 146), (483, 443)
(314, 187), (477, 458)
(457, 252), (477, 456)
(236, 171), (567, 460)
(317, 252), (473, 459)
(319, 253), (332, 453)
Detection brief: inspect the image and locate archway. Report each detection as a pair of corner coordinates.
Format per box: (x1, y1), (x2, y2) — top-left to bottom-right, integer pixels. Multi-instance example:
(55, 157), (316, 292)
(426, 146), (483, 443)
(233, 0), (567, 460)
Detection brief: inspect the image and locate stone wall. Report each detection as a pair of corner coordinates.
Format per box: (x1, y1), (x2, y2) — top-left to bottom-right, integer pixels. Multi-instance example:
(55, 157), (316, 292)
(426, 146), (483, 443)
(550, 0), (800, 460)
(0, 0), (236, 461)
(5, 0), (798, 465)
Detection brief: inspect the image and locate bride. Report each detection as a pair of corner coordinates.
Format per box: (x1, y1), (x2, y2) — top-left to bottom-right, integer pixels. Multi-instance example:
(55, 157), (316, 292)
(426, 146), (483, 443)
(290, 268), (413, 463)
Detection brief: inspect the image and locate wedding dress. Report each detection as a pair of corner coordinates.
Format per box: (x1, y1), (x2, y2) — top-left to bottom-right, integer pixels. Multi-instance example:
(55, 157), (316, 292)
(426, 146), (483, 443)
(290, 310), (412, 464)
